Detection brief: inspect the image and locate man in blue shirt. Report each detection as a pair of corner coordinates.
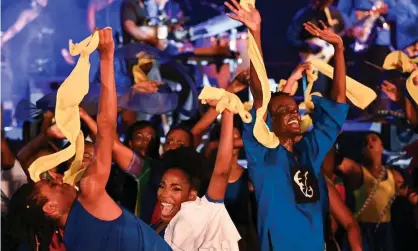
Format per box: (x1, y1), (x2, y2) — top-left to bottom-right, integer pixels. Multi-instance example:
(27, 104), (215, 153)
(225, 0), (349, 250)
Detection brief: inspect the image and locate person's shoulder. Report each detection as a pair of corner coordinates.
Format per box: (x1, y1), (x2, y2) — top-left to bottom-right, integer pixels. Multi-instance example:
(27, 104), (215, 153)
(293, 6), (312, 19)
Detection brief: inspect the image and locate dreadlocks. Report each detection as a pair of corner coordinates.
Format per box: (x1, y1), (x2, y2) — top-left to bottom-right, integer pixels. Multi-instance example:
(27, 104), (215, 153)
(4, 182), (60, 251)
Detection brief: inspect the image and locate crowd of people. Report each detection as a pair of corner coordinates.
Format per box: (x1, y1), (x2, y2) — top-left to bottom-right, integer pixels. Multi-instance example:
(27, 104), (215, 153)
(2, 0), (418, 251)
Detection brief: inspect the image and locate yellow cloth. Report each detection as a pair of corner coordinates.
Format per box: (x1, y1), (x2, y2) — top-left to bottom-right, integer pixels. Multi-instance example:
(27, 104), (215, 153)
(383, 51), (415, 73)
(382, 51), (418, 104)
(28, 32), (99, 185)
(241, 0), (279, 148)
(198, 86), (252, 123)
(298, 59), (376, 131)
(406, 70), (418, 104)
(243, 101), (253, 112)
(132, 52), (154, 83)
(354, 167), (396, 223)
(309, 59), (377, 109)
(277, 79), (298, 96)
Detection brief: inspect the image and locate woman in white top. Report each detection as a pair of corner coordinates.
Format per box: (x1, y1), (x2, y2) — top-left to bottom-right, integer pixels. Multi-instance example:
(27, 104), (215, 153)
(152, 104), (241, 251)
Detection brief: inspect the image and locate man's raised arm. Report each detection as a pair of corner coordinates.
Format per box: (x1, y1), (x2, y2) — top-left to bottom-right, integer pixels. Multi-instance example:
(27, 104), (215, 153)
(80, 28), (117, 199)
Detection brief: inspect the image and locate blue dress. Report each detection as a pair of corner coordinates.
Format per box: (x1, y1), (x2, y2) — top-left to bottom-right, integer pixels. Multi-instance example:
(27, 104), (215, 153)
(63, 200), (172, 251)
(224, 170), (251, 226)
(242, 96), (349, 251)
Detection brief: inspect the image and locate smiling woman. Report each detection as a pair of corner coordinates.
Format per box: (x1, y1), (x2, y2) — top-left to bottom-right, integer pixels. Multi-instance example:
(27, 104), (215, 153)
(150, 109), (241, 250)
(155, 147), (204, 228)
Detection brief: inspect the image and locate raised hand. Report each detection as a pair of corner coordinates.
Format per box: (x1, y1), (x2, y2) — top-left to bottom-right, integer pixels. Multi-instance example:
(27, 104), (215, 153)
(381, 81), (400, 102)
(227, 68), (250, 93)
(409, 192), (418, 205)
(224, 0), (261, 32)
(132, 80), (163, 94)
(304, 21), (343, 48)
(375, 3), (388, 15)
(46, 124), (66, 140)
(97, 27), (115, 60)
(289, 62), (312, 81)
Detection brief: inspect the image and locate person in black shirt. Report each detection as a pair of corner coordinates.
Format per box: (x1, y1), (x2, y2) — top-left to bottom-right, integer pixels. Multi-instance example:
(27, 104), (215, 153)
(120, 0), (184, 54)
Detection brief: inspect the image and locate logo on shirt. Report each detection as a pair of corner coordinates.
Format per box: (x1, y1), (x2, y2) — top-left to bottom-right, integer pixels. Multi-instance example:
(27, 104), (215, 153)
(294, 170), (314, 198)
(290, 165), (320, 204)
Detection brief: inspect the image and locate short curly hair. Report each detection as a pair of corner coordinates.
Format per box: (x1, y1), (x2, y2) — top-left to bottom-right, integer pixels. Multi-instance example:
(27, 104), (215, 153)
(161, 147), (210, 197)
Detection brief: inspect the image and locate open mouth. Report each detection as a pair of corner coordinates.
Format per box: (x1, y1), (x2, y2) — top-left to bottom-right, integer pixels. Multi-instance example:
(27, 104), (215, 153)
(287, 119), (300, 127)
(160, 202), (174, 216)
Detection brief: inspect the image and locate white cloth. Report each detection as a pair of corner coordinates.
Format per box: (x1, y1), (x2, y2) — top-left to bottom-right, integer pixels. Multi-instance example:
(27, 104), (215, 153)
(1, 160), (27, 213)
(164, 196), (241, 251)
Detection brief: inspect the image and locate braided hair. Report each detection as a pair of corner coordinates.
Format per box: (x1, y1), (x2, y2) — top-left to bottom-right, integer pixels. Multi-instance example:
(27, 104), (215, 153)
(5, 182), (60, 251)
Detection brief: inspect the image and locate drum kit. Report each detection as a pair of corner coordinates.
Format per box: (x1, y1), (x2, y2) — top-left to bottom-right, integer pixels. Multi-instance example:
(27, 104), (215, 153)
(24, 1), (249, 129)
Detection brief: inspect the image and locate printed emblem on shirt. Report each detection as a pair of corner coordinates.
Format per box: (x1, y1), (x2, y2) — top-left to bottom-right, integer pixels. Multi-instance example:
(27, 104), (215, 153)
(290, 165), (320, 204)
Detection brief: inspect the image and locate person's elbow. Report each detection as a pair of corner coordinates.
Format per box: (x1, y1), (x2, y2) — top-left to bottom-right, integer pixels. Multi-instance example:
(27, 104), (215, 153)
(345, 218), (360, 232)
(212, 169), (230, 181)
(337, 158), (354, 175)
(97, 119), (117, 134)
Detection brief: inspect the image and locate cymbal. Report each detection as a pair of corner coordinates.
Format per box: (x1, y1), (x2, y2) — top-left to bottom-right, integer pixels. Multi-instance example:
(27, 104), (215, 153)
(117, 91), (178, 115)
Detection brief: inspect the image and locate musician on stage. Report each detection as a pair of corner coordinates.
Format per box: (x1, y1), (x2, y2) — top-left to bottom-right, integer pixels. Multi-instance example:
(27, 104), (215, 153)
(288, 0), (345, 56)
(392, 0), (418, 58)
(121, 0), (185, 54)
(337, 0), (395, 89)
(287, 0), (346, 96)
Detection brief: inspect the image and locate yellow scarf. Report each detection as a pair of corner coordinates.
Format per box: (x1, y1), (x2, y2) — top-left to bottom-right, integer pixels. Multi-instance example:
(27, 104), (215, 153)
(28, 32), (99, 186)
(198, 86), (252, 123)
(383, 51), (415, 73)
(200, 0), (376, 145)
(382, 50), (418, 104)
(132, 52), (154, 83)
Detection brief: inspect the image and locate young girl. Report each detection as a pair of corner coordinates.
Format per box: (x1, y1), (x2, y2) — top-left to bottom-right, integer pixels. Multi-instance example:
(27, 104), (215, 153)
(152, 107), (241, 250)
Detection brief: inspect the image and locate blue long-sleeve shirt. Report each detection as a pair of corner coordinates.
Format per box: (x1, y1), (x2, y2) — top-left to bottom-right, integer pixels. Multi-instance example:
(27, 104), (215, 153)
(392, 0), (418, 49)
(242, 96), (349, 251)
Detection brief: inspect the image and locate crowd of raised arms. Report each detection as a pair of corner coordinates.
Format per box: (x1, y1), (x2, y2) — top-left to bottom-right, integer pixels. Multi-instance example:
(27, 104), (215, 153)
(1, 0), (418, 251)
